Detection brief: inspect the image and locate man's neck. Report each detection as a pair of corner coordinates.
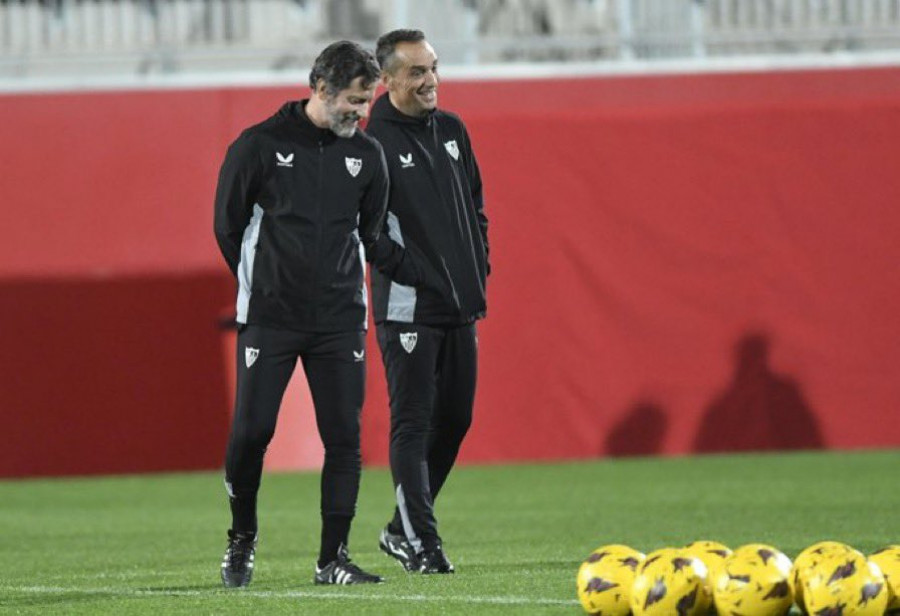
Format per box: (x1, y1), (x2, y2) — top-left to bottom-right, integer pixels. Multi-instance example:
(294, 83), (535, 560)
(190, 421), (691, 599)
(304, 98), (331, 129)
(388, 93), (428, 119)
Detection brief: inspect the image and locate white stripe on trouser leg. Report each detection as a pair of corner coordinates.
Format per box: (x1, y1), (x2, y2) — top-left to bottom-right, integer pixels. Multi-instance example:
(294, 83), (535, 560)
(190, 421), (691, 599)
(395, 484), (423, 554)
(224, 479), (235, 498)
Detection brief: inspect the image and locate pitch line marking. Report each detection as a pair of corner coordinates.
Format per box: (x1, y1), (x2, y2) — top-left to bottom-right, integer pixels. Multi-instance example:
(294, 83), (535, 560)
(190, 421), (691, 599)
(2, 585), (578, 606)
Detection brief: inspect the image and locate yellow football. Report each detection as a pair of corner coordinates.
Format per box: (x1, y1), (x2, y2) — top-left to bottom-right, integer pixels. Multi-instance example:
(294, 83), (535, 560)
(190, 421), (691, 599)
(577, 544), (646, 615)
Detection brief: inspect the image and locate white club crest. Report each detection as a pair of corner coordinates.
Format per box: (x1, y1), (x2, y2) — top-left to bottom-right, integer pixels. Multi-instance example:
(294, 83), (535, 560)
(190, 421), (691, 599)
(245, 346), (260, 368)
(399, 332), (418, 354)
(345, 157), (362, 177)
(444, 140), (459, 160)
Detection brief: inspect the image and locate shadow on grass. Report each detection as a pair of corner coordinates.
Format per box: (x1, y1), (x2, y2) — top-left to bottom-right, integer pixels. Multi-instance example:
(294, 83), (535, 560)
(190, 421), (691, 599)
(3, 583), (229, 608)
(453, 558), (581, 570)
(136, 584), (218, 593)
(3, 590), (119, 609)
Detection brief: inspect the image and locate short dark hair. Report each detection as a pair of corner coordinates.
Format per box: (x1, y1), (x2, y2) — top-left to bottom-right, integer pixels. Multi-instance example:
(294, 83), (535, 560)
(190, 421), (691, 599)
(308, 40), (380, 95)
(375, 29), (426, 74)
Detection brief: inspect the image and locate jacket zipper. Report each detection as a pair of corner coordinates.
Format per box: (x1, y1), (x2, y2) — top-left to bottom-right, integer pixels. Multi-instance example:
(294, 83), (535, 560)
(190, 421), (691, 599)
(431, 122), (468, 317)
(312, 140), (324, 323)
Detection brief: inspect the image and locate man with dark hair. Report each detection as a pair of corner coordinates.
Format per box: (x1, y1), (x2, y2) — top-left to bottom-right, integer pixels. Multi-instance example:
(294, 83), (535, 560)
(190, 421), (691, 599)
(214, 40), (416, 588)
(367, 29), (490, 574)
(374, 28), (426, 75)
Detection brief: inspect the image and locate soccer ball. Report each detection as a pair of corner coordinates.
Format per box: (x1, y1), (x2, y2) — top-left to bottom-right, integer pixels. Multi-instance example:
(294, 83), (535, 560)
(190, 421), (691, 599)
(713, 544), (793, 616)
(730, 544), (793, 574)
(791, 541), (856, 613)
(576, 544), (646, 615)
(869, 546), (900, 613)
(802, 550), (889, 615)
(630, 548), (711, 616)
(682, 540), (732, 593)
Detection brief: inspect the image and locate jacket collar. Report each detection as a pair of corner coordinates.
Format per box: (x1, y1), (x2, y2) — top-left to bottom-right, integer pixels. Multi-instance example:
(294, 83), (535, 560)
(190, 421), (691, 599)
(278, 100), (337, 143)
(370, 93), (434, 126)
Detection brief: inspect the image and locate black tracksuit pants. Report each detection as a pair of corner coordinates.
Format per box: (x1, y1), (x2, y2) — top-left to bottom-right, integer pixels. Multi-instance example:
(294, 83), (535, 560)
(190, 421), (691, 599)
(376, 321), (477, 553)
(224, 324), (365, 553)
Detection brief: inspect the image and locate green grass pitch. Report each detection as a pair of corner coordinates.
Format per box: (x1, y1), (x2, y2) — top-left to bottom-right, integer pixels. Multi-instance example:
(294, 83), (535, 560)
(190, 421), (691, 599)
(1, 449), (897, 614)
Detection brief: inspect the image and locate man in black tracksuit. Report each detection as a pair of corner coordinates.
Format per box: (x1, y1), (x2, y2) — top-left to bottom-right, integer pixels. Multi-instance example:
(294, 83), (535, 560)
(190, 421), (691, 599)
(213, 41), (416, 588)
(368, 30), (489, 574)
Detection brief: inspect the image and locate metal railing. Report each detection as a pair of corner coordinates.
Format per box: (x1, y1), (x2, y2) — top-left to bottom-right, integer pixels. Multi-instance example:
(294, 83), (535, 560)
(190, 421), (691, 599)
(2, 0), (900, 78)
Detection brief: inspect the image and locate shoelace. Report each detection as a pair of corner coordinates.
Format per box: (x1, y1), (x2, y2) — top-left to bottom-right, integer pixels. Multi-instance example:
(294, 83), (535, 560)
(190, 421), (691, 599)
(225, 541), (253, 571)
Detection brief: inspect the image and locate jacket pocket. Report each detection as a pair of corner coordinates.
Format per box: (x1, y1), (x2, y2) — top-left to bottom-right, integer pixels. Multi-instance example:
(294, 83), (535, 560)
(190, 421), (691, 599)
(413, 248), (463, 315)
(405, 241), (452, 300)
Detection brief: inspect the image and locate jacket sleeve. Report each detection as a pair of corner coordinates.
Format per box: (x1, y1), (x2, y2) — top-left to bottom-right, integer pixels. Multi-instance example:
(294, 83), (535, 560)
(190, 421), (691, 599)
(360, 143), (420, 286)
(213, 133), (262, 277)
(463, 124), (490, 276)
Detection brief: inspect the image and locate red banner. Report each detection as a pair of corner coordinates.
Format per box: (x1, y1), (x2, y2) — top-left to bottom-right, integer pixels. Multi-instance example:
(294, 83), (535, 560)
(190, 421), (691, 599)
(2, 67), (899, 476)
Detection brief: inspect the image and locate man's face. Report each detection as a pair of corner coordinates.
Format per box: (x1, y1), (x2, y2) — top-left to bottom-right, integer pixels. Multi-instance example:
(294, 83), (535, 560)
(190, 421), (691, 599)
(322, 76), (377, 138)
(383, 40), (439, 117)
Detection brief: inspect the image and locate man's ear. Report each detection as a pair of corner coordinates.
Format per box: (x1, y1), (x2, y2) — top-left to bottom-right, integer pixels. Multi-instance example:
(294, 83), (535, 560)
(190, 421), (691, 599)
(314, 79), (329, 100)
(380, 72), (393, 91)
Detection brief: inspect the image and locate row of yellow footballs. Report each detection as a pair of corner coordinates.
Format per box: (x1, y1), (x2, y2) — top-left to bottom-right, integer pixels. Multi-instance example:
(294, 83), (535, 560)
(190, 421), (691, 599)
(576, 540), (900, 616)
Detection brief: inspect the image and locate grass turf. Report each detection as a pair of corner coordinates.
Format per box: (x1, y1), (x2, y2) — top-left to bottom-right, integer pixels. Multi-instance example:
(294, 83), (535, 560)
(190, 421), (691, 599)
(0, 449), (897, 614)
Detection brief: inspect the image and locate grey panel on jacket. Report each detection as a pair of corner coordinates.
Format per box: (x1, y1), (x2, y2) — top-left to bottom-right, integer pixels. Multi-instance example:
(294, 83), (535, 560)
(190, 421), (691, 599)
(385, 211), (416, 323)
(236, 204), (264, 324)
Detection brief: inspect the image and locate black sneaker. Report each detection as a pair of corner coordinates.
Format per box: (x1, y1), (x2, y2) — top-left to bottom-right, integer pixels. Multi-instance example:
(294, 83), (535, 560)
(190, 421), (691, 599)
(221, 530), (257, 588)
(378, 526), (420, 572)
(314, 543), (384, 585)
(419, 544), (454, 574)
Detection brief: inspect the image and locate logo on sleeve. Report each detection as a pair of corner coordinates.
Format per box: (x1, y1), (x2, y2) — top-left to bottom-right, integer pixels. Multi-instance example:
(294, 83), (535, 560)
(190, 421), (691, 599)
(444, 140), (459, 160)
(345, 157), (362, 177)
(399, 332), (418, 354)
(399, 153), (415, 168)
(353, 349), (365, 362)
(276, 152), (294, 167)
(245, 346), (260, 368)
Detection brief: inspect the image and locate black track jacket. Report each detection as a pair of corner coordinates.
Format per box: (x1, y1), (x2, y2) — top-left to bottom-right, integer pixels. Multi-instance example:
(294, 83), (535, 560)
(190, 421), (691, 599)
(214, 100), (416, 333)
(366, 94), (489, 326)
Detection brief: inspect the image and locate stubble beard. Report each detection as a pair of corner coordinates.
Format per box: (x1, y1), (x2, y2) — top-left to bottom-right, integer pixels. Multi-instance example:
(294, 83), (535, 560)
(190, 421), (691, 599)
(326, 101), (359, 138)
